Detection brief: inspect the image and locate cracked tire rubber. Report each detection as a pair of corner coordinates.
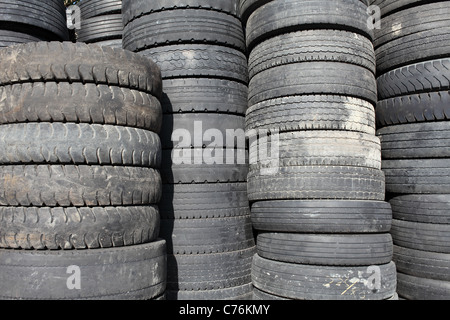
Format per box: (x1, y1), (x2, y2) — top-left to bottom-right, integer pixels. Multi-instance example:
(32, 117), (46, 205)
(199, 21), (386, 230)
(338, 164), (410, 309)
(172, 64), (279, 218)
(0, 239), (167, 300)
(0, 206), (160, 250)
(0, 165), (162, 207)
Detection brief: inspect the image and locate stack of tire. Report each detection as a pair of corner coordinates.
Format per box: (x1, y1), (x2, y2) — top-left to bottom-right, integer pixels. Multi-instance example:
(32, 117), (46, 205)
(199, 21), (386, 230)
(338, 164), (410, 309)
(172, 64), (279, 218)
(0, 42), (166, 300)
(122, 0), (256, 300)
(0, 0), (68, 47)
(373, 0), (450, 300)
(77, 0), (123, 48)
(241, 0), (397, 300)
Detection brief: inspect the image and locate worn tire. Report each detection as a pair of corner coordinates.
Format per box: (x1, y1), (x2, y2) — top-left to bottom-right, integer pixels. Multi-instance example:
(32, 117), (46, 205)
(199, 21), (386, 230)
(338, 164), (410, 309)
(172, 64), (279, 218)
(0, 239), (166, 300)
(77, 14), (123, 43)
(79, 0), (122, 19)
(397, 272), (450, 300)
(390, 194), (450, 224)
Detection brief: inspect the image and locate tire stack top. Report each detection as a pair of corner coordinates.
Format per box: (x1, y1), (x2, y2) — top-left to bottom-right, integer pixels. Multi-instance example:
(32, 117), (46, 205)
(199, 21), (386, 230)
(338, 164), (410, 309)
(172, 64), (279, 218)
(0, 42), (166, 300)
(242, 0), (397, 300)
(122, 0), (255, 300)
(77, 0), (123, 48)
(373, 0), (450, 300)
(0, 0), (69, 47)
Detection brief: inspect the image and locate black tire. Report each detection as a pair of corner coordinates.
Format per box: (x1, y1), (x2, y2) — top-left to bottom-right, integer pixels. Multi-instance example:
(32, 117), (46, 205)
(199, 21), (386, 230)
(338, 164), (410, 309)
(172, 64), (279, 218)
(390, 194), (450, 224)
(0, 239), (166, 300)
(245, 0), (373, 51)
(376, 91), (450, 128)
(0, 42), (162, 98)
(167, 246), (255, 291)
(0, 0), (68, 41)
(248, 62), (377, 106)
(160, 215), (254, 254)
(122, 0), (241, 27)
(0, 123), (161, 167)
(245, 95), (376, 135)
(250, 200), (392, 233)
(248, 166), (385, 202)
(0, 82), (162, 132)
(370, 0), (431, 17)
(391, 219), (450, 253)
(377, 122), (450, 159)
(252, 287), (290, 300)
(374, 3), (450, 74)
(161, 78), (248, 114)
(0, 206), (160, 250)
(248, 29), (376, 79)
(161, 113), (246, 149)
(161, 149), (248, 183)
(256, 233), (393, 266)
(252, 254), (397, 300)
(0, 165), (161, 207)
(77, 14), (123, 43)
(397, 272), (450, 300)
(383, 159), (450, 194)
(159, 183), (249, 219)
(139, 44), (248, 83)
(94, 39), (123, 49)
(393, 245), (450, 281)
(79, 0), (122, 19)
(377, 58), (450, 100)
(167, 283), (253, 301)
(0, 30), (44, 47)
(123, 10), (245, 52)
(249, 131), (381, 170)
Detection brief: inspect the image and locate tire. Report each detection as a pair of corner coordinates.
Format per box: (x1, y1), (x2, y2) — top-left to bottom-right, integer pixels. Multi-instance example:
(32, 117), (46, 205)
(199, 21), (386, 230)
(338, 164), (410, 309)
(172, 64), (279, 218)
(0, 0), (69, 41)
(245, 0), (373, 51)
(250, 200), (392, 233)
(248, 62), (377, 106)
(248, 29), (376, 79)
(390, 194), (450, 224)
(370, 0), (431, 17)
(376, 91), (450, 128)
(0, 239), (167, 300)
(159, 183), (249, 219)
(245, 95), (376, 135)
(0, 165), (162, 207)
(94, 39), (123, 49)
(0, 206), (160, 250)
(168, 283), (253, 301)
(391, 219), (450, 253)
(251, 254), (397, 300)
(383, 159), (450, 194)
(252, 287), (290, 300)
(167, 246), (255, 291)
(256, 233), (393, 266)
(123, 10), (245, 52)
(160, 215), (254, 254)
(0, 82), (162, 132)
(393, 245), (450, 281)
(374, 3), (450, 74)
(377, 58), (450, 100)
(249, 131), (381, 170)
(0, 123), (161, 167)
(0, 42), (162, 98)
(79, 0), (122, 20)
(0, 30), (44, 47)
(77, 14), (123, 43)
(248, 166), (385, 202)
(161, 78), (248, 114)
(161, 113), (246, 149)
(161, 149), (248, 183)
(397, 272), (450, 300)
(122, 0), (241, 27)
(377, 122), (450, 159)
(139, 44), (248, 83)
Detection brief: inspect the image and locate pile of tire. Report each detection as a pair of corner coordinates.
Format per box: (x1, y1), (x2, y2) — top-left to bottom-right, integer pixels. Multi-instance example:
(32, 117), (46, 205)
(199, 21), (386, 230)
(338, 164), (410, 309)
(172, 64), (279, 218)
(373, 0), (450, 300)
(122, 0), (256, 300)
(77, 0), (123, 48)
(242, 0), (397, 300)
(0, 42), (166, 300)
(0, 0), (68, 47)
